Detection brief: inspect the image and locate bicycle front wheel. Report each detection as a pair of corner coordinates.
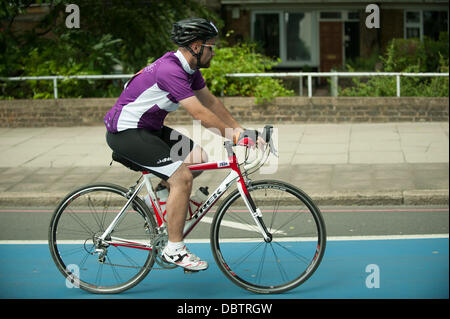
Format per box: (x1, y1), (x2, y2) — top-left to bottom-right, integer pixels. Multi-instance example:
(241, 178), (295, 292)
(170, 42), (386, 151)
(210, 180), (326, 294)
(48, 183), (157, 294)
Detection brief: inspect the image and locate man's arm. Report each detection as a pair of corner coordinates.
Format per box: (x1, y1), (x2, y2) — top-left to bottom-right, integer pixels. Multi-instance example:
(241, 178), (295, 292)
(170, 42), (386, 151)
(194, 86), (243, 131)
(180, 95), (238, 138)
(181, 93), (265, 147)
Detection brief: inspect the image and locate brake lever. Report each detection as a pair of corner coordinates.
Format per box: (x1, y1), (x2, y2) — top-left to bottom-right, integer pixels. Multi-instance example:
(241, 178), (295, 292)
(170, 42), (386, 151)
(268, 137), (278, 157)
(261, 125), (278, 157)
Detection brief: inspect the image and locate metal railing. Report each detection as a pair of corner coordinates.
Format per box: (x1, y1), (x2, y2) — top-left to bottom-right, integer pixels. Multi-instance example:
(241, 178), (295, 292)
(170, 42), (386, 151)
(0, 74), (132, 99)
(1, 72), (448, 99)
(225, 72), (449, 98)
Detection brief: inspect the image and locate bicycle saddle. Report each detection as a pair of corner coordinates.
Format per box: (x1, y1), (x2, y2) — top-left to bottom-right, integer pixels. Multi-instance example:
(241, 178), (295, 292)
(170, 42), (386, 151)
(111, 152), (147, 172)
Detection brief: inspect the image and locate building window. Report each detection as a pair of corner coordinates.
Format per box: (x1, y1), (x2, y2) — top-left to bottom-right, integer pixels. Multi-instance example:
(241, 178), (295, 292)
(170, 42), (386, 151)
(253, 13), (280, 59)
(252, 10), (318, 67)
(423, 11), (448, 40)
(405, 9), (449, 40)
(286, 12), (312, 61)
(320, 12), (341, 20)
(347, 11), (359, 20)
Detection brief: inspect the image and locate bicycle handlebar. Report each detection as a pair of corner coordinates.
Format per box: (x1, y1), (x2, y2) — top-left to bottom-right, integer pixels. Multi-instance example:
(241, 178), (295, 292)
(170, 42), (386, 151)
(242, 125), (277, 172)
(223, 125), (277, 172)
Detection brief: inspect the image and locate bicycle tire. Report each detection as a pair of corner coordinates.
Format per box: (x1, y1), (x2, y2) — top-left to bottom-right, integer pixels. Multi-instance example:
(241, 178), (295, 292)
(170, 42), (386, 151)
(48, 183), (157, 294)
(210, 180), (326, 294)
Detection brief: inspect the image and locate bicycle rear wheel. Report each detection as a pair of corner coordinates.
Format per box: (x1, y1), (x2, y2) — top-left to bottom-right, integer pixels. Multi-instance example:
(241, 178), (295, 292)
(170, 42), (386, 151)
(210, 180), (326, 294)
(48, 183), (157, 294)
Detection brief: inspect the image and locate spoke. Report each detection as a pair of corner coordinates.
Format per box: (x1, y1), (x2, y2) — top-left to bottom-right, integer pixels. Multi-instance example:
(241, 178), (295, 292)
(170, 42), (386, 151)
(58, 245), (86, 258)
(107, 255), (124, 285)
(273, 210), (308, 236)
(255, 243), (268, 285)
(113, 245), (143, 269)
(65, 208), (96, 236)
(101, 192), (113, 231)
(113, 221), (146, 234)
(224, 210), (261, 235)
(269, 243), (289, 282)
(272, 241), (313, 265)
(227, 241), (265, 269)
(57, 227), (93, 237)
(87, 196), (104, 232)
(268, 190), (283, 231)
(95, 262), (104, 286)
(78, 249), (92, 269)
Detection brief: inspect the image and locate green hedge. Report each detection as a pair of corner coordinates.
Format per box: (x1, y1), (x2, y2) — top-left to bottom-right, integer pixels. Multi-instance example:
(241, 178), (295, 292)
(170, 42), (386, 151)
(340, 33), (449, 97)
(201, 41), (294, 104)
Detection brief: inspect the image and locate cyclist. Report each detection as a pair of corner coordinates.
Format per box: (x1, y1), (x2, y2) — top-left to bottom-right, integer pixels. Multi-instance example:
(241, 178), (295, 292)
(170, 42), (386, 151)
(104, 17), (261, 271)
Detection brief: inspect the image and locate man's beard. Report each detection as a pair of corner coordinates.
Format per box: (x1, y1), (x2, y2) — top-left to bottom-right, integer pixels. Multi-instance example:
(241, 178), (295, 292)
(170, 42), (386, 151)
(198, 59), (211, 69)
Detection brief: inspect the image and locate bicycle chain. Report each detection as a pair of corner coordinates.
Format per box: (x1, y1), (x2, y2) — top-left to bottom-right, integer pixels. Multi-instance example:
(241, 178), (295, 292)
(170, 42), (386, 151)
(98, 231), (175, 270)
(100, 261), (173, 270)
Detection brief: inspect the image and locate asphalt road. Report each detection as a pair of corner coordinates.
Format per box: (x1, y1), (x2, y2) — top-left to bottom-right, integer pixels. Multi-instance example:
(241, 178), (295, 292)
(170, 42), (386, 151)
(0, 205), (448, 241)
(0, 205), (448, 301)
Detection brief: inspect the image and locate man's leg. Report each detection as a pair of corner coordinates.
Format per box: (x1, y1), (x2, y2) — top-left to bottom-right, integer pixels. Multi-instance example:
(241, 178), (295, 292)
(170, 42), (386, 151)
(161, 150), (209, 271)
(184, 144), (208, 177)
(165, 164), (192, 242)
(159, 145), (208, 189)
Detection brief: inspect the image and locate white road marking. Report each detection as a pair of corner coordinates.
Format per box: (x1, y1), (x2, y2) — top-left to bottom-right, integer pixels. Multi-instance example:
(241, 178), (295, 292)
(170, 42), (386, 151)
(1, 234), (447, 245)
(199, 216), (287, 235)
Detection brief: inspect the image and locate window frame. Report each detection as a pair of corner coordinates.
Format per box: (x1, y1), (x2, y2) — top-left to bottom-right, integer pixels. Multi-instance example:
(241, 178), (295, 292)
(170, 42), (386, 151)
(404, 9), (449, 40)
(251, 9), (319, 67)
(404, 10), (423, 39)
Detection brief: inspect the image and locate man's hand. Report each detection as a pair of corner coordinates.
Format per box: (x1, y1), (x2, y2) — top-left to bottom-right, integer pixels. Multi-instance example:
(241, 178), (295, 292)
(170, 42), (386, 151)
(233, 129), (266, 148)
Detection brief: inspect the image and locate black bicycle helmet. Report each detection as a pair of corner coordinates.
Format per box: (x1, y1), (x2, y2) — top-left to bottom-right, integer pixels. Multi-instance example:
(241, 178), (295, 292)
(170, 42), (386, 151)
(171, 18), (219, 47)
(171, 18), (219, 69)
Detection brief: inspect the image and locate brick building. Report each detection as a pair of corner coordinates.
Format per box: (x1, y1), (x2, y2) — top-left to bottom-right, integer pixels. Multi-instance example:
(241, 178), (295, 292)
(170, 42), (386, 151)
(218, 0), (449, 71)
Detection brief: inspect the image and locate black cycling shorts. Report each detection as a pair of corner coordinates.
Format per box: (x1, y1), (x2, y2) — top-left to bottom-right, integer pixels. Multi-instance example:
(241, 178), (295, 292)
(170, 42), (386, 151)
(106, 126), (194, 181)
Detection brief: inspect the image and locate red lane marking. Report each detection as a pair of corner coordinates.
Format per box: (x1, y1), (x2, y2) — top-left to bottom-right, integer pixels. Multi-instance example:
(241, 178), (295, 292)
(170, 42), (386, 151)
(0, 208), (448, 213)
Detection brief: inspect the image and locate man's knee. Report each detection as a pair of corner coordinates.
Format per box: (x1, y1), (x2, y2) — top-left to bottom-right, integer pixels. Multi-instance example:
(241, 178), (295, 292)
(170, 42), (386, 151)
(168, 164), (193, 189)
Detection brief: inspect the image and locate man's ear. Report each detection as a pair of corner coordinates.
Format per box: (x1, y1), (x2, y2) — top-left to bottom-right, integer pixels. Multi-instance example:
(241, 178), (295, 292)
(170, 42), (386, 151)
(190, 41), (201, 53)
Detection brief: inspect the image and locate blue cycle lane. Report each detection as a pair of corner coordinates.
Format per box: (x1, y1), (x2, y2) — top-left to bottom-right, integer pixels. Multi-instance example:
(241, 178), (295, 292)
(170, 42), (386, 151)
(0, 236), (448, 299)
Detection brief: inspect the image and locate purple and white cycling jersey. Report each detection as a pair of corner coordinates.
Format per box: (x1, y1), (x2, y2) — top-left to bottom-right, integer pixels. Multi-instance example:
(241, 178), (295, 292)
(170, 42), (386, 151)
(104, 50), (205, 133)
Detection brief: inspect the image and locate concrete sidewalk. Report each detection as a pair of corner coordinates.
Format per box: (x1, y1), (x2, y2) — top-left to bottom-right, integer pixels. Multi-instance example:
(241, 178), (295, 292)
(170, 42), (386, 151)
(0, 122), (448, 206)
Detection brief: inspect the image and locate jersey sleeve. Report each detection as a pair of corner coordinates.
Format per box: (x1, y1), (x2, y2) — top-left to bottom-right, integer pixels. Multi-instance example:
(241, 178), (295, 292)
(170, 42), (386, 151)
(157, 64), (197, 102)
(191, 70), (206, 91)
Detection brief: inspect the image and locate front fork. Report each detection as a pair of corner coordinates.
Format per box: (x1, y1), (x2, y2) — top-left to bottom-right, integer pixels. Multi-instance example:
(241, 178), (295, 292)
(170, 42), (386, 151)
(236, 178), (273, 243)
(225, 141), (273, 243)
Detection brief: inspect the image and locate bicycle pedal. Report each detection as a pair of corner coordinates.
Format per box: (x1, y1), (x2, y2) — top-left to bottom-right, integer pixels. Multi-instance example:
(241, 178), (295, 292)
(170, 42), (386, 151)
(183, 269), (200, 274)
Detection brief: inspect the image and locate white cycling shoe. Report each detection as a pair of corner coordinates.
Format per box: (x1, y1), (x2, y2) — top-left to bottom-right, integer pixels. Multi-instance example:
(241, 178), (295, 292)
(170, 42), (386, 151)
(161, 245), (208, 271)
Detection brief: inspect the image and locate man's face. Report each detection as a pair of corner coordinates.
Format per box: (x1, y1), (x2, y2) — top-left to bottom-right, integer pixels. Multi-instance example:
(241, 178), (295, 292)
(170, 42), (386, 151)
(191, 38), (216, 68)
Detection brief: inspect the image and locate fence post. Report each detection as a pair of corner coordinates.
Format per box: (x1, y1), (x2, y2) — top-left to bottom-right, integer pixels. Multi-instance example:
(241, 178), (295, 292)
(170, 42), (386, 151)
(307, 75), (312, 98)
(396, 75), (400, 97)
(331, 72), (338, 97)
(299, 76), (303, 96)
(53, 77), (58, 99)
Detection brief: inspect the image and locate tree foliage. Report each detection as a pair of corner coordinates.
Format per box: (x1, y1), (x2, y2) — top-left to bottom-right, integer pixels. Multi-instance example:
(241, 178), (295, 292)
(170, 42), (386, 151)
(0, 0), (218, 98)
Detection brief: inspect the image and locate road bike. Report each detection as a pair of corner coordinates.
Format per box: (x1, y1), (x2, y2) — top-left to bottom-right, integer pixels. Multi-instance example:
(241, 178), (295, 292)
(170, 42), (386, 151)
(48, 125), (327, 294)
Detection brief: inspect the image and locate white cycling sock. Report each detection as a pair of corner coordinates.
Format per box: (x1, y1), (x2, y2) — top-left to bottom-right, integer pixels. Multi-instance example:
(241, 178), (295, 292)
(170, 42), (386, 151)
(166, 240), (185, 252)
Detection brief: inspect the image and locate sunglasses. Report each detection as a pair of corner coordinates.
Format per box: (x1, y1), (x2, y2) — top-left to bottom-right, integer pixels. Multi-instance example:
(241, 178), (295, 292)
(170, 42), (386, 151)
(201, 44), (216, 51)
